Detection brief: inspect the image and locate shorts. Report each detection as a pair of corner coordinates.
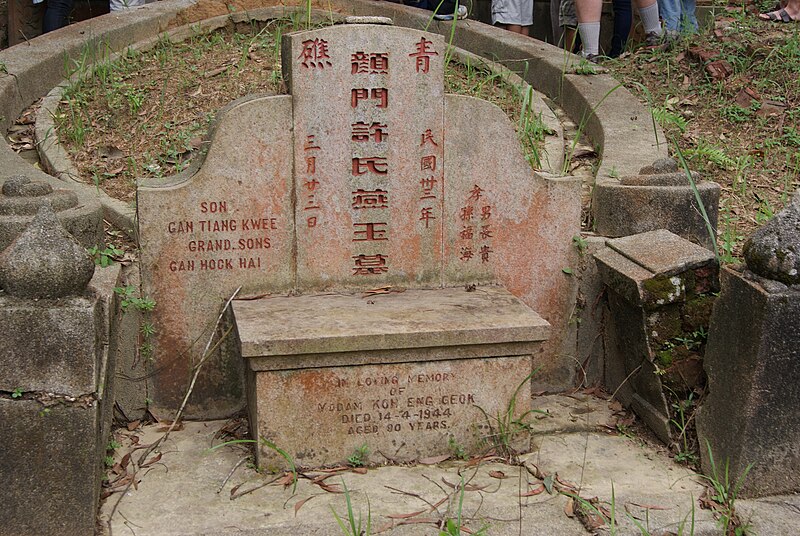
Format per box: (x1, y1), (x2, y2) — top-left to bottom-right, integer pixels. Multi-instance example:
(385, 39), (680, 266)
(491, 0), (534, 26)
(110, 0), (145, 12)
(559, 0), (577, 28)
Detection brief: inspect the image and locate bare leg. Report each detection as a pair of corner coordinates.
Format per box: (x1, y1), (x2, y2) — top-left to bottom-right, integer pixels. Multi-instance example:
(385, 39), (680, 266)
(576, 0), (602, 23)
(759, 0), (799, 20)
(500, 23), (531, 35)
(563, 26), (577, 51)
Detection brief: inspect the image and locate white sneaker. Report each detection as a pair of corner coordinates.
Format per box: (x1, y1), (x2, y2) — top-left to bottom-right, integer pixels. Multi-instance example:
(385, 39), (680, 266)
(434, 5), (468, 20)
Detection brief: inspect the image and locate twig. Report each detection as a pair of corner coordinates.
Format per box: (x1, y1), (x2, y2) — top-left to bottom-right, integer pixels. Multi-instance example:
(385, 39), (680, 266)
(217, 456), (249, 494)
(609, 364), (643, 402)
(230, 474), (284, 500)
(109, 288), (241, 535)
(136, 286), (241, 465)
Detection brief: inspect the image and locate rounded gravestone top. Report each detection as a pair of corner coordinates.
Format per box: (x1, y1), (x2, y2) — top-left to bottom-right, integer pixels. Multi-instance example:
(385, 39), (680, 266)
(0, 204), (95, 298)
(0, 176), (79, 216)
(344, 16), (393, 25)
(2, 175), (53, 197)
(621, 158), (696, 187)
(743, 190), (800, 285)
(639, 157), (679, 175)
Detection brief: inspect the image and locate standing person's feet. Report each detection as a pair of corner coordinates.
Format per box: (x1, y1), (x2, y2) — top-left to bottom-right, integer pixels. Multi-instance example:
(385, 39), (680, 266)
(759, 8), (798, 21)
(759, 0), (799, 21)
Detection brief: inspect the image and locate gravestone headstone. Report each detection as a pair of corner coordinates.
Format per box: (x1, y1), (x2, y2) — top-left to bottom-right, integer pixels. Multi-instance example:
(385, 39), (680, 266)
(137, 20), (581, 420)
(138, 96), (295, 417)
(284, 24), (445, 289)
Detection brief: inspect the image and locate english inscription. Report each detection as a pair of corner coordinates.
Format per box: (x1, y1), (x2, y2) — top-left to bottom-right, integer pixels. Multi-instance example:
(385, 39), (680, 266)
(165, 201), (281, 273)
(317, 370), (476, 436)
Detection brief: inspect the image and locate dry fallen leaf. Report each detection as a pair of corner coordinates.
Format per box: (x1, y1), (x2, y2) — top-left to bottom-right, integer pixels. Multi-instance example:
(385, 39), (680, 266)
(140, 452), (162, 468)
(418, 454), (450, 465)
(294, 496), (315, 516)
(520, 484), (545, 497)
(317, 482), (343, 494)
(564, 497), (575, 518)
(488, 470), (507, 479)
(126, 420), (141, 431)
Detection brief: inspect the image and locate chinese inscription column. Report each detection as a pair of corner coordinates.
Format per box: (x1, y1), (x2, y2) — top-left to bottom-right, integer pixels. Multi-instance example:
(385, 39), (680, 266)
(286, 25), (446, 290)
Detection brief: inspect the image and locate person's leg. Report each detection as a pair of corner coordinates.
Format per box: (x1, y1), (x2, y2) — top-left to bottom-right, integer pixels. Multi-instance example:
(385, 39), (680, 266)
(680, 0), (698, 32)
(758, 0), (799, 21)
(109, 0), (144, 11)
(493, 0), (533, 35)
(551, 0), (564, 45)
(575, 0), (602, 56)
(634, 0), (663, 36)
(657, 0), (680, 33)
(501, 24), (531, 34)
(404, 0), (432, 11)
(43, 0), (73, 32)
(560, 0), (579, 50)
(610, 0), (632, 57)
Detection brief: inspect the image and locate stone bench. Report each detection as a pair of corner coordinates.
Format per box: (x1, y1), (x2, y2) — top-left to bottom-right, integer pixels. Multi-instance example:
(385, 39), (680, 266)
(232, 286), (549, 468)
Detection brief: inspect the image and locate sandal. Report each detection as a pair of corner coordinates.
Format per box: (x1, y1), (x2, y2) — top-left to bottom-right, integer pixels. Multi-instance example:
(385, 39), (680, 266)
(758, 8), (797, 22)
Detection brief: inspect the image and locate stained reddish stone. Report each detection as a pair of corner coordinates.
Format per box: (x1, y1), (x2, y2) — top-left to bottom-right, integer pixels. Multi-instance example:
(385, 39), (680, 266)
(284, 25), (445, 290)
(137, 96), (295, 417)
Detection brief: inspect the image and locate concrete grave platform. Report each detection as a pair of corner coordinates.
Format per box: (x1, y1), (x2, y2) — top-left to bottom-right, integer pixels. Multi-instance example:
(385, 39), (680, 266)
(233, 286), (549, 468)
(99, 394), (800, 536)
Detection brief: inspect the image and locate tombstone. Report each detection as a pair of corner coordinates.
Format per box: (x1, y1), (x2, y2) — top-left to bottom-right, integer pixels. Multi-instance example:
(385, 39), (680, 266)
(697, 192), (800, 497)
(137, 20), (581, 461)
(0, 205), (116, 535)
(594, 229), (718, 443)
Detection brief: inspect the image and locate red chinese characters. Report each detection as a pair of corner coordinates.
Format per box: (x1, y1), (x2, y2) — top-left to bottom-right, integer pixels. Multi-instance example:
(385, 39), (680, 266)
(299, 38), (332, 69)
(409, 37), (438, 74)
(303, 134), (322, 228)
(350, 50), (391, 276)
(417, 128), (441, 230)
(458, 184), (493, 263)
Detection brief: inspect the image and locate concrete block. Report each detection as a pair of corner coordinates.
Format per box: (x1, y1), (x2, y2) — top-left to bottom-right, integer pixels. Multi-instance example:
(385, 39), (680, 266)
(697, 267), (800, 497)
(235, 286), (549, 468)
(0, 294), (102, 394)
(593, 175), (720, 250)
(0, 398), (105, 536)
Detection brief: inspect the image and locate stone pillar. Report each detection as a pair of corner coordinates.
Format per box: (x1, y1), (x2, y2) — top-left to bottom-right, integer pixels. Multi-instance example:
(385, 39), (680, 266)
(594, 229), (718, 443)
(697, 191), (800, 497)
(593, 158), (720, 251)
(0, 202), (116, 535)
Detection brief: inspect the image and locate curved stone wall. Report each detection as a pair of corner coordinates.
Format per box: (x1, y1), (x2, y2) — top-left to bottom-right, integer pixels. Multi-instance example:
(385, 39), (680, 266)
(0, 0), (665, 206)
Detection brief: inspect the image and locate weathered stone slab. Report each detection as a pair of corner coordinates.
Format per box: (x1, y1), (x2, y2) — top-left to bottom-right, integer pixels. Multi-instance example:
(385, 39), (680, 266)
(249, 356), (533, 469)
(608, 228), (717, 276)
(698, 266), (800, 497)
(137, 95), (295, 417)
(0, 399), (104, 536)
(596, 230), (719, 443)
(234, 286), (549, 360)
(595, 229), (718, 310)
(442, 94), (582, 388)
(0, 295), (102, 394)
(284, 24), (445, 290)
(236, 286), (548, 468)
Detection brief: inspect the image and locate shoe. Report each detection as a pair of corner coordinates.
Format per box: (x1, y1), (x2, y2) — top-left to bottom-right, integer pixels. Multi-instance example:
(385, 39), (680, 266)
(581, 52), (601, 64)
(643, 31), (672, 51)
(433, 5), (468, 20)
(758, 8), (798, 22)
(644, 31), (663, 48)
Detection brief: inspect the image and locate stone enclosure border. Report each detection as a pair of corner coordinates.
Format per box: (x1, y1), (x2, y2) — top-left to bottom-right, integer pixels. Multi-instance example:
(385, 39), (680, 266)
(0, 0), (666, 226)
